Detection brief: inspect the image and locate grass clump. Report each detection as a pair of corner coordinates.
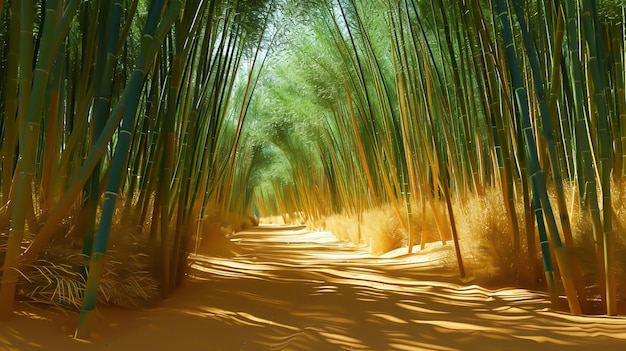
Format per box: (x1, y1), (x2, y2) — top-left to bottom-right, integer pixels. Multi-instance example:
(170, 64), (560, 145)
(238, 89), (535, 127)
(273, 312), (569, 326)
(456, 189), (540, 288)
(4, 201), (159, 312)
(191, 209), (247, 257)
(572, 180), (626, 306)
(18, 253), (158, 311)
(314, 183), (626, 310)
(312, 205), (406, 255)
(317, 213), (359, 243)
(14, 214), (160, 311)
(361, 205), (406, 255)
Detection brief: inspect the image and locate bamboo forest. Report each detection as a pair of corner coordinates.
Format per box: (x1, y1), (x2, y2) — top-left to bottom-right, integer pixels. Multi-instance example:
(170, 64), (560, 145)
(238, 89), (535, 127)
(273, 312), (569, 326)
(1, 0), (626, 350)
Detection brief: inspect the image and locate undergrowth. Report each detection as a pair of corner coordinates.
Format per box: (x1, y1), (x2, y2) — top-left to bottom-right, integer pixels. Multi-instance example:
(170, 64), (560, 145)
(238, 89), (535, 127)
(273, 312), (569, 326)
(11, 216), (160, 312)
(312, 182), (626, 307)
(1, 195), (256, 312)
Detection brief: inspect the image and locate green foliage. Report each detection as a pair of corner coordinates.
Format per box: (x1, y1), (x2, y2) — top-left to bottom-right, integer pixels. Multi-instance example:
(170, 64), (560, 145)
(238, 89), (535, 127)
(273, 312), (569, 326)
(243, 0), (626, 315)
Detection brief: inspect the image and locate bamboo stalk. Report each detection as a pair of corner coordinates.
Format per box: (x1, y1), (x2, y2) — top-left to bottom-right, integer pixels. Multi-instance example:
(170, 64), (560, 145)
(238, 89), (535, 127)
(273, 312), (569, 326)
(0, 0), (56, 318)
(511, 0), (587, 313)
(75, 0), (183, 338)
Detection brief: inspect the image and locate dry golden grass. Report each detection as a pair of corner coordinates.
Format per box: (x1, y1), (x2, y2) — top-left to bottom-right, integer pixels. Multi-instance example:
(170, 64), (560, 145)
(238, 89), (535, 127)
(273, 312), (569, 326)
(315, 205), (411, 254)
(315, 183), (626, 307)
(318, 213), (360, 243)
(315, 201), (451, 256)
(15, 213), (160, 311)
(259, 215), (286, 224)
(406, 201), (451, 248)
(193, 212), (232, 254)
(260, 212), (308, 225)
(191, 209), (254, 257)
(361, 205), (406, 255)
(456, 189), (540, 288)
(570, 180), (626, 302)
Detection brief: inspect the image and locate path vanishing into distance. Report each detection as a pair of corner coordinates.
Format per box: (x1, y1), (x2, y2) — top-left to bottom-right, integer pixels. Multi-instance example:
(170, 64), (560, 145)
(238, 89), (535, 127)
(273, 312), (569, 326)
(3, 225), (626, 351)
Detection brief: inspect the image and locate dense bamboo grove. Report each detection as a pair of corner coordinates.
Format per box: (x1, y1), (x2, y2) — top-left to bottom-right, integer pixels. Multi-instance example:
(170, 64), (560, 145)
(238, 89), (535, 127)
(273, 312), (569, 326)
(246, 0), (625, 316)
(0, 0), (625, 342)
(0, 0), (274, 337)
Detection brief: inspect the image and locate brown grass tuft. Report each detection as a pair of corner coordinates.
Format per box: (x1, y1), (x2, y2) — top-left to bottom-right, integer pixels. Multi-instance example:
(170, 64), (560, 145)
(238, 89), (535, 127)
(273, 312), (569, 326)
(313, 182), (626, 311)
(456, 189), (540, 288)
(571, 179), (626, 303)
(361, 205), (406, 255)
(320, 213), (360, 243)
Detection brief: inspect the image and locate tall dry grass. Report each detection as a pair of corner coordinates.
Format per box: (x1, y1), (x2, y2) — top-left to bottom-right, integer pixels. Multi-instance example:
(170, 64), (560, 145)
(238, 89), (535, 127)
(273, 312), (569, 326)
(260, 212), (308, 225)
(572, 180), (626, 308)
(2, 193), (257, 312)
(259, 216), (286, 225)
(316, 203), (445, 255)
(316, 183), (626, 305)
(190, 205), (249, 257)
(456, 189), (540, 288)
(10, 205), (160, 311)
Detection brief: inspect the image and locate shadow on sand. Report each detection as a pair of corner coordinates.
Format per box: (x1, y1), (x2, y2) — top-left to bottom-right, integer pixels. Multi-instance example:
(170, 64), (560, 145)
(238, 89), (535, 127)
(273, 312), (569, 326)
(2, 225), (626, 350)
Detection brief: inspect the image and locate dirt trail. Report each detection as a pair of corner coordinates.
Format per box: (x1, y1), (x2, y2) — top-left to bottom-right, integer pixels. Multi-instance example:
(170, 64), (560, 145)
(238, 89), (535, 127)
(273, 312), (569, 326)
(2, 225), (626, 350)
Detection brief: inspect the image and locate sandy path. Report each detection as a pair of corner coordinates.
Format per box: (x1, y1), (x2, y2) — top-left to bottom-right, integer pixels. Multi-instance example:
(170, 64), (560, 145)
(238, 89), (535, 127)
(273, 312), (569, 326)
(2, 225), (626, 350)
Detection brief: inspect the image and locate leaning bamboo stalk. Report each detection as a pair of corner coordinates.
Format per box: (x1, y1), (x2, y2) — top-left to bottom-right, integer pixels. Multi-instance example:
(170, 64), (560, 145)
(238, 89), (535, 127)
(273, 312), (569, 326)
(563, 0), (607, 311)
(0, 86), (36, 308)
(0, 0), (20, 205)
(580, 0), (616, 316)
(17, 81), (126, 268)
(75, 0), (183, 338)
(0, 0), (61, 317)
(470, 0), (522, 256)
(81, 0), (124, 270)
(423, 53), (465, 278)
(495, 0), (564, 310)
(511, 0), (587, 313)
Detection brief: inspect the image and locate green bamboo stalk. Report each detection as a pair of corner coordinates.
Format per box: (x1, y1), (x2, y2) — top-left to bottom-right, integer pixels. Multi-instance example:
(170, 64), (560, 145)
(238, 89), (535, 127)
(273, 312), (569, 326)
(81, 0), (123, 274)
(17, 83), (127, 268)
(563, 0), (606, 311)
(222, 23), (269, 213)
(424, 63), (466, 278)
(75, 0), (183, 338)
(495, 0), (563, 310)
(580, 0), (616, 316)
(435, 0), (480, 198)
(332, 6), (387, 204)
(134, 71), (163, 227)
(0, 0), (57, 318)
(511, 0), (587, 312)
(156, 32), (180, 297)
(471, 0), (522, 256)
(1, 0), (19, 205)
(616, 9), (626, 178)
(40, 31), (64, 211)
(0, 0), (34, 313)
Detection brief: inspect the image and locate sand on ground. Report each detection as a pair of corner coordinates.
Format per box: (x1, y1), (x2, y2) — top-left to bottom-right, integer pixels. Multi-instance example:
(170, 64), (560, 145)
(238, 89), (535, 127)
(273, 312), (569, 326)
(2, 225), (626, 351)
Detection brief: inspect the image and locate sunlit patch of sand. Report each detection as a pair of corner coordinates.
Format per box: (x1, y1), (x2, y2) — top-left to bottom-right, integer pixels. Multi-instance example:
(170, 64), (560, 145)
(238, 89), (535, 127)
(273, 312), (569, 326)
(474, 312), (534, 321)
(412, 319), (511, 333)
(2, 328), (44, 349)
(396, 300), (452, 315)
(512, 334), (578, 345)
(370, 312), (409, 324)
(388, 340), (461, 351)
(12, 310), (50, 321)
(318, 330), (366, 348)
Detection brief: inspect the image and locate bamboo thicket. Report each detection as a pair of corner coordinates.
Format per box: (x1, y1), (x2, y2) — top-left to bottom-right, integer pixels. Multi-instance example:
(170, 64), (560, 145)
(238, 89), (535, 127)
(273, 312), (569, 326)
(0, 0), (276, 337)
(246, 0), (625, 315)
